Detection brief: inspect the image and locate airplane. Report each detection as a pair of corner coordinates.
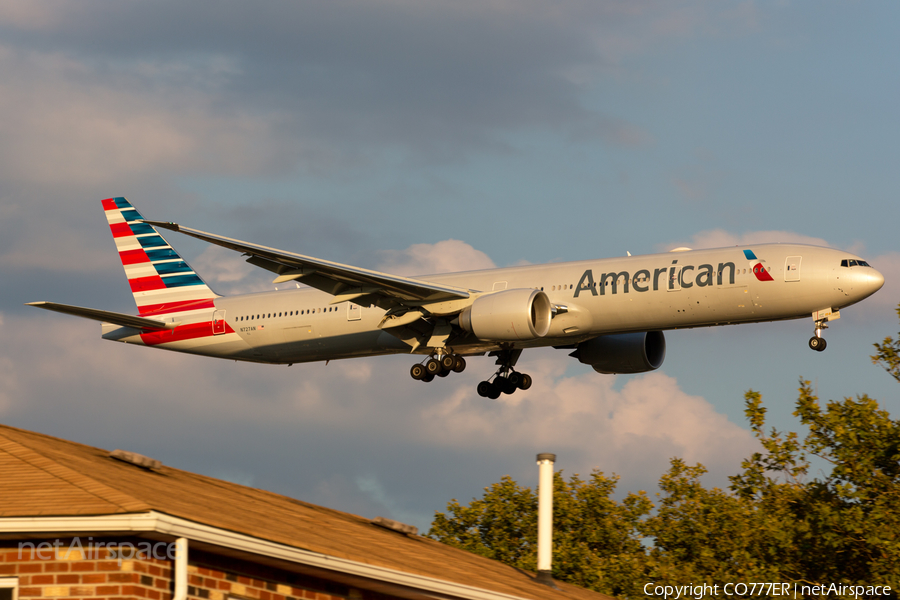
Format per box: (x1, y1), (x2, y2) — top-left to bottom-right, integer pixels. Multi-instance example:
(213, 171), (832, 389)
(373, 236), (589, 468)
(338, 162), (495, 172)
(29, 198), (885, 399)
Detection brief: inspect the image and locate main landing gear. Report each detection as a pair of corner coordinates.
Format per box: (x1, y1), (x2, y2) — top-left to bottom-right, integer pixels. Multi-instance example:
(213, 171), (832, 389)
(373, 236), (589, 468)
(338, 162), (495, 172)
(476, 347), (532, 399)
(410, 353), (467, 383)
(476, 369), (533, 399)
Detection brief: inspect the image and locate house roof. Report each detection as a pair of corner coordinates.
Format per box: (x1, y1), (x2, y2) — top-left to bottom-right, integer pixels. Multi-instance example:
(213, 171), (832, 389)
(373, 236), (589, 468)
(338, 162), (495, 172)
(0, 424), (611, 600)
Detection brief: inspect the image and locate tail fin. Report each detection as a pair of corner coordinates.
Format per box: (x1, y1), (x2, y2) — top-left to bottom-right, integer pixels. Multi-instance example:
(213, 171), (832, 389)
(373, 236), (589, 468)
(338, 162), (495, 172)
(102, 197), (219, 316)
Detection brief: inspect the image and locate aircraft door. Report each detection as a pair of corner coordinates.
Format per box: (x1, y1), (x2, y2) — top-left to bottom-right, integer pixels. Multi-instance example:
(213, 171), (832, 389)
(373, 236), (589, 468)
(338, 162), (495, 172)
(212, 310), (226, 335)
(785, 256), (801, 282)
(347, 303), (361, 321)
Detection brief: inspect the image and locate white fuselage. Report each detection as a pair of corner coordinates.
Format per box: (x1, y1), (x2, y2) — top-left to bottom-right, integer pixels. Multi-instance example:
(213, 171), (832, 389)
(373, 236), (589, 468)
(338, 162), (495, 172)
(101, 243), (884, 365)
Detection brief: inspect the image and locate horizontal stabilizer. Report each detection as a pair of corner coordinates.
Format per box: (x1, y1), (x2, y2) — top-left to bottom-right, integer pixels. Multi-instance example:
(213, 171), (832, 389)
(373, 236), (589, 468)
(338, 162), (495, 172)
(26, 302), (178, 330)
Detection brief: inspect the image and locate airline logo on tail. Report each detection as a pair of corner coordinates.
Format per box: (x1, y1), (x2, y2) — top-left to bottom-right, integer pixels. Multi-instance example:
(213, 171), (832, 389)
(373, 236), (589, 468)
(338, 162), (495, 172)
(743, 249), (774, 281)
(102, 197), (219, 316)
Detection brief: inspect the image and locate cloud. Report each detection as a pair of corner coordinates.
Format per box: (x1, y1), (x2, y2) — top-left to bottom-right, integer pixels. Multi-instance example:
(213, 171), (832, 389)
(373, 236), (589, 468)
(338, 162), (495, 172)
(672, 177), (710, 203)
(187, 238), (496, 295)
(662, 229), (831, 252)
(376, 239), (496, 276)
(0, 0), (742, 178)
(191, 246), (277, 296)
(418, 362), (755, 487)
(0, 312), (756, 525)
(0, 44), (291, 187)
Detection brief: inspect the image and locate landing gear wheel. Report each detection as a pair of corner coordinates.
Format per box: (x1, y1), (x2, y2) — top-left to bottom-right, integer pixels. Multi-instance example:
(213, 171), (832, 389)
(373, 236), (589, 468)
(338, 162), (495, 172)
(495, 376), (517, 395)
(477, 381), (494, 398)
(437, 369), (450, 377)
(422, 373), (435, 383)
(426, 358), (442, 375)
(452, 356), (467, 373)
(517, 373), (533, 390)
(809, 336), (827, 352)
(410, 364), (426, 380)
(487, 386), (501, 400)
(440, 354), (456, 372)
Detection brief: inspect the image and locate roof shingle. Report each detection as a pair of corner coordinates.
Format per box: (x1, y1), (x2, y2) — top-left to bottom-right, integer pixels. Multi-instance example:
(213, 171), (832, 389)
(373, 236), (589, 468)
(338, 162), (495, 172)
(0, 424), (611, 600)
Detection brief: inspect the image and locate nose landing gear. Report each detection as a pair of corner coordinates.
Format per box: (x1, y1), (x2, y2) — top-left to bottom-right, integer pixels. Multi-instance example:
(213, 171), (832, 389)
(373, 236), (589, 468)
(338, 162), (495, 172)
(808, 335), (827, 352)
(808, 309), (839, 352)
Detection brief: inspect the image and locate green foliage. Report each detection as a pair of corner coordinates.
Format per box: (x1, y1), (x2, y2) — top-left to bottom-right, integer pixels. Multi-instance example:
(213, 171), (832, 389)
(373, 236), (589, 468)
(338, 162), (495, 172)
(428, 475), (538, 567)
(872, 304), (900, 382)
(430, 385), (900, 596)
(430, 308), (900, 597)
(428, 471), (653, 597)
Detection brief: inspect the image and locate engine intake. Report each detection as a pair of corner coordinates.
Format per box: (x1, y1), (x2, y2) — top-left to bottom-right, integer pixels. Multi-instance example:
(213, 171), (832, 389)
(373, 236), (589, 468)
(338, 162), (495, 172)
(459, 289), (552, 341)
(571, 331), (666, 374)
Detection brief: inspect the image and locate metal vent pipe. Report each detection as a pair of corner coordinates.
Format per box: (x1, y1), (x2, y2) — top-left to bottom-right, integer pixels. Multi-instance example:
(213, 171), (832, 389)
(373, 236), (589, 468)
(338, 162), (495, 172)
(536, 453), (556, 585)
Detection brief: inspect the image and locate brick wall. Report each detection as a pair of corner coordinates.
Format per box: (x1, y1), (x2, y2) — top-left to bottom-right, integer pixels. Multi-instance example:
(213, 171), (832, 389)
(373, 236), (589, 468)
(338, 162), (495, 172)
(185, 549), (370, 600)
(1, 538), (173, 599)
(1, 541), (402, 600)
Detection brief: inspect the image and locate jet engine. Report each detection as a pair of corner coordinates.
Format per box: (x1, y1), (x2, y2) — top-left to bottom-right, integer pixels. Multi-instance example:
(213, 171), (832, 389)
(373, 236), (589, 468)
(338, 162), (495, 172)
(458, 289), (552, 341)
(571, 331), (666, 374)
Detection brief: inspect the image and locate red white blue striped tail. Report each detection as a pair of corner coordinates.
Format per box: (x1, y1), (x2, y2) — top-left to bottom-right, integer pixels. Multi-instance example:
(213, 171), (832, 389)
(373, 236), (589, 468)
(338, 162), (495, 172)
(102, 197), (219, 317)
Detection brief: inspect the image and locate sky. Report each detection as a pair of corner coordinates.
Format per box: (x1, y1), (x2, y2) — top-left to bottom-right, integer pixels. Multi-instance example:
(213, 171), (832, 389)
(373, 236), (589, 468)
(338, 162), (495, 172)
(1, 1), (899, 533)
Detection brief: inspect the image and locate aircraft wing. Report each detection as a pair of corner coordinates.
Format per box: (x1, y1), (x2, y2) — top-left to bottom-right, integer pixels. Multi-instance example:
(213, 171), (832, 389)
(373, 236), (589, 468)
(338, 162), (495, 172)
(142, 220), (471, 304)
(27, 302), (176, 330)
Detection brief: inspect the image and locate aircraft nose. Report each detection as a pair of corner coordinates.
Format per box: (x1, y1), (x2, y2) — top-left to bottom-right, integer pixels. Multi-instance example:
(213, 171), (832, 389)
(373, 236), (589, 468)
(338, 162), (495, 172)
(868, 268), (886, 293)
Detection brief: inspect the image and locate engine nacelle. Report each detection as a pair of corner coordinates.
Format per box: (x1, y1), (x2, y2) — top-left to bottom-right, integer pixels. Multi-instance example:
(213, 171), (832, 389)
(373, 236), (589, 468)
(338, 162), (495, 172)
(571, 331), (666, 374)
(458, 289), (552, 341)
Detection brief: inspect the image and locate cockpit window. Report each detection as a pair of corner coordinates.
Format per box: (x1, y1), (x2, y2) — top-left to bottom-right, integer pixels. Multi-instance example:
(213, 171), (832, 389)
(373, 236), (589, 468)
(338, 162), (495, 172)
(841, 258), (872, 267)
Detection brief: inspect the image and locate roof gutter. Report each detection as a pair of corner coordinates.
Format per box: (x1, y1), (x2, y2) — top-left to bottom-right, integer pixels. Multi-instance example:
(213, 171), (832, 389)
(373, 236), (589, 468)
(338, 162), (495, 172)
(0, 513), (532, 600)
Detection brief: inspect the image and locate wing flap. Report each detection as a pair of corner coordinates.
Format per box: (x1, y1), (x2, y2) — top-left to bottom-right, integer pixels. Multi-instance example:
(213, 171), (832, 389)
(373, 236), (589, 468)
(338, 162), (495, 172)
(27, 302), (177, 330)
(142, 220), (471, 302)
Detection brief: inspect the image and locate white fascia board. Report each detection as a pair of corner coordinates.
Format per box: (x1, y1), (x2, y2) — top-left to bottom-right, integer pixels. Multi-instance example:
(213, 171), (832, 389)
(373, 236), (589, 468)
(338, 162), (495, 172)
(0, 513), (532, 600)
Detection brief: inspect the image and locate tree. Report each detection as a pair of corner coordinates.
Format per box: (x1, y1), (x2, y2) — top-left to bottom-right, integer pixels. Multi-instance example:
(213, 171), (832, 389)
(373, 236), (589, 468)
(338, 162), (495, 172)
(873, 304), (900, 382)
(430, 384), (900, 596)
(429, 471), (652, 597)
(429, 307), (900, 596)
